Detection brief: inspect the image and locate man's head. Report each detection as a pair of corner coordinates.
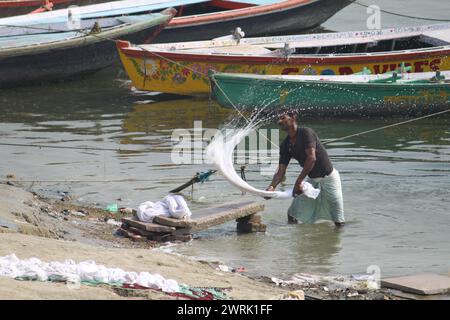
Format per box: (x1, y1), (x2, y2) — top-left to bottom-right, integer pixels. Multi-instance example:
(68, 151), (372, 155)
(277, 109), (298, 131)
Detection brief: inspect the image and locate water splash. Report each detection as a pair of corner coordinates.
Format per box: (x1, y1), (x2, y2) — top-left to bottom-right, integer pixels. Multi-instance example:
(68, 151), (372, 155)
(205, 120), (291, 199)
(205, 111), (320, 199)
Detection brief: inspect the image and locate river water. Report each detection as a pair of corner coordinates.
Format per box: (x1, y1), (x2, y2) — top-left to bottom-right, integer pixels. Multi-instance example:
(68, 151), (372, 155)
(0, 0), (449, 279)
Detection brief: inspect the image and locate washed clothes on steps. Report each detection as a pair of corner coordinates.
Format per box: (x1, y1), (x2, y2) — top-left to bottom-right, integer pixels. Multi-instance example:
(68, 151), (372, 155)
(0, 254), (179, 292)
(137, 195), (192, 222)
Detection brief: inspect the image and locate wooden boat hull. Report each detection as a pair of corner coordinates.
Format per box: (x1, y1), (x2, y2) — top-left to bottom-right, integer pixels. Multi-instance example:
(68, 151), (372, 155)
(156, 0), (353, 42)
(0, 13), (172, 87)
(210, 72), (450, 116)
(117, 41), (450, 96)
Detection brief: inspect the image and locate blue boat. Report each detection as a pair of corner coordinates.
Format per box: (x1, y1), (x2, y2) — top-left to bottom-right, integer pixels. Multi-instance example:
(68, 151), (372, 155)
(0, 0), (354, 42)
(0, 0), (208, 26)
(0, 10), (175, 87)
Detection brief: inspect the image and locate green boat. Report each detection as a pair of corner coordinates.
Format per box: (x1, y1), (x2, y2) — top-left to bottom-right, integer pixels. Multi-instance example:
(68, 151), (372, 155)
(209, 70), (450, 116)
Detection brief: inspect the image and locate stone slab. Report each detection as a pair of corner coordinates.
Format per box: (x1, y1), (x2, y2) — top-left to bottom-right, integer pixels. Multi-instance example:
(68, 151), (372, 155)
(381, 274), (450, 295)
(168, 201), (264, 235)
(121, 218), (176, 233)
(188, 201), (264, 233)
(153, 215), (196, 228)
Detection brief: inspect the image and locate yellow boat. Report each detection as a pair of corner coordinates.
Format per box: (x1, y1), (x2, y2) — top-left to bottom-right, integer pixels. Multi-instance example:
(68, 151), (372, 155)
(117, 23), (450, 96)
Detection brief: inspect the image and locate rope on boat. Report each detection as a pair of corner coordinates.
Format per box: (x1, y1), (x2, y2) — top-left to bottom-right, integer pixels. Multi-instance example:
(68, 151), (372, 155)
(0, 142), (123, 152)
(0, 24), (449, 154)
(322, 108), (450, 145)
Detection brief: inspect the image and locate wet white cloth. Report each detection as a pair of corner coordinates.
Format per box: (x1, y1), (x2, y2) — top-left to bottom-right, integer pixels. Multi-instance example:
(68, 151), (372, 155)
(0, 254), (179, 292)
(205, 128), (320, 200)
(137, 195), (192, 222)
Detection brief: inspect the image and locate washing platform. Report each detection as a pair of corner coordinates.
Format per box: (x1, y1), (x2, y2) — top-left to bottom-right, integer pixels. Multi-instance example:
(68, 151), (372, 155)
(120, 201), (266, 242)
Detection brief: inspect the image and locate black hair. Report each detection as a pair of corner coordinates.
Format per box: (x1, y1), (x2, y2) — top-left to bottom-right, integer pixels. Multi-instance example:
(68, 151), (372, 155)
(277, 108), (298, 119)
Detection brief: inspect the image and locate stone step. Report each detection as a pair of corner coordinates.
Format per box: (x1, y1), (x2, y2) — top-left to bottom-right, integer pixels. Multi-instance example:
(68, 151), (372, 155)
(381, 274), (450, 295)
(121, 217), (176, 233)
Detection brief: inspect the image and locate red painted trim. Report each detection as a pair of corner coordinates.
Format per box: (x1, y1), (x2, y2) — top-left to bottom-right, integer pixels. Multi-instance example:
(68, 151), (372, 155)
(116, 40), (132, 50)
(119, 46), (450, 65)
(0, 0), (71, 8)
(169, 0), (312, 26)
(208, 0), (255, 10)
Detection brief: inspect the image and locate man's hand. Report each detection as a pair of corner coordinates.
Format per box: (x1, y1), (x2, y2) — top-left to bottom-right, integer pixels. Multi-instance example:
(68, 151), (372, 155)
(264, 185), (275, 200)
(292, 182), (303, 197)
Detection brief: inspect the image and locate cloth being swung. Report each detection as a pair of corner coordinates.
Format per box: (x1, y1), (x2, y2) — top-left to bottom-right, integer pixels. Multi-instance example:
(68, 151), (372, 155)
(205, 128), (320, 200)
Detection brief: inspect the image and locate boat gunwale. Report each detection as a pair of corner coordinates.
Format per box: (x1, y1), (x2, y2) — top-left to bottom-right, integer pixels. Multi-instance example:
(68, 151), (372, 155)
(119, 43), (450, 65)
(211, 71), (450, 87)
(0, 13), (171, 58)
(0, 0), (205, 24)
(145, 22), (450, 50)
(168, 0), (316, 26)
(0, 0), (71, 7)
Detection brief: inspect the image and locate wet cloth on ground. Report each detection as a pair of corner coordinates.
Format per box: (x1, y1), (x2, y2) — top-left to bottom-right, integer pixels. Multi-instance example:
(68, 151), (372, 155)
(0, 254), (179, 292)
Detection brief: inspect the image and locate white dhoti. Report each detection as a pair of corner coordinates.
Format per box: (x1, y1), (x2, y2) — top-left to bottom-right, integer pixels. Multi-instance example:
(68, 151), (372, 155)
(287, 169), (345, 223)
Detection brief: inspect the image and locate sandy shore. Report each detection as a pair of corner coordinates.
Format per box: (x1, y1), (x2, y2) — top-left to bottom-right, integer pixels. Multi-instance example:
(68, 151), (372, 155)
(0, 183), (286, 300)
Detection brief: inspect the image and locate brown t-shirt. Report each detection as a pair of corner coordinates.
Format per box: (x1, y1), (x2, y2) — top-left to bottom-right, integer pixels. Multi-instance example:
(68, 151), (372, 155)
(279, 127), (333, 178)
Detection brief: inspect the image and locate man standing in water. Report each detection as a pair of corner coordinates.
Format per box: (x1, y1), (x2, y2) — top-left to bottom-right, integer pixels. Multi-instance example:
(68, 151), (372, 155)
(266, 110), (345, 227)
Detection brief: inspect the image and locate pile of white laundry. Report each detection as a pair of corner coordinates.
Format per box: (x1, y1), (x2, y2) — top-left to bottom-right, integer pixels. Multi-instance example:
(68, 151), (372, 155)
(0, 254), (179, 292)
(137, 195), (192, 223)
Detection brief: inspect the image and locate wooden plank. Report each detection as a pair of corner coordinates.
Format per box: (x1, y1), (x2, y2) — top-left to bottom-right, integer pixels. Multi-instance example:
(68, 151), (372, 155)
(153, 215), (197, 228)
(121, 217), (176, 233)
(117, 228), (146, 242)
(125, 225), (167, 237)
(381, 274), (450, 295)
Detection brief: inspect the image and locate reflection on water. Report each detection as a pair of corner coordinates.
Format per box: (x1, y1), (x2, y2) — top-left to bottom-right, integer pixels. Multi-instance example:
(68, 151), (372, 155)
(0, 61), (449, 280)
(121, 98), (231, 152)
(179, 223), (342, 276)
(124, 99), (231, 132)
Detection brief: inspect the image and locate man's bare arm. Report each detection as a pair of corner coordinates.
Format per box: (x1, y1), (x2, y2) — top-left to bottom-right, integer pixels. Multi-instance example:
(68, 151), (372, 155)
(267, 164), (287, 190)
(293, 148), (316, 195)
